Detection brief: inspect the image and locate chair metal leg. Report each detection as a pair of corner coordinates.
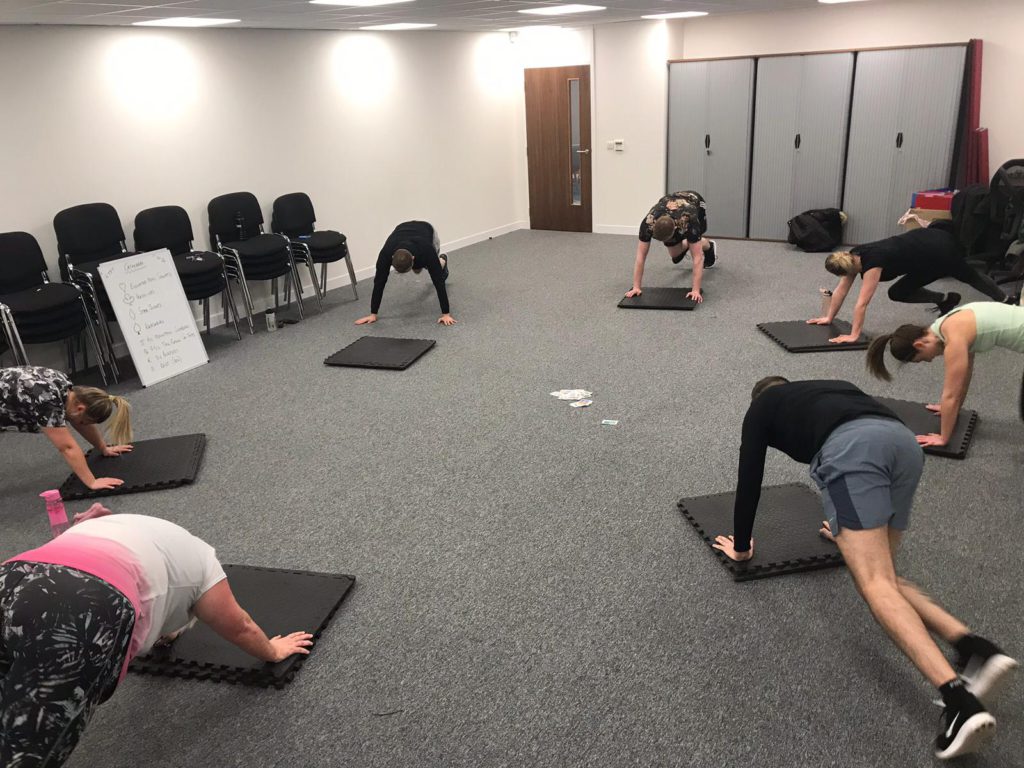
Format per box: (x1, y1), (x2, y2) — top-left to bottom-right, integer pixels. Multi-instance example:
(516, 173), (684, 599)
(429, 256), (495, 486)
(224, 252), (255, 335)
(1, 306), (29, 366)
(221, 274), (242, 341)
(344, 254), (358, 300)
(306, 257), (323, 312)
(319, 262), (328, 295)
(288, 257), (305, 321)
(76, 296), (110, 385)
(203, 299), (211, 335)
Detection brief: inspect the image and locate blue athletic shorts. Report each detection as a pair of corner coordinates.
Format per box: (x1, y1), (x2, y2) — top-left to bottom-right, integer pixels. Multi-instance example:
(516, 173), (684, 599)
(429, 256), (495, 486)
(809, 416), (923, 536)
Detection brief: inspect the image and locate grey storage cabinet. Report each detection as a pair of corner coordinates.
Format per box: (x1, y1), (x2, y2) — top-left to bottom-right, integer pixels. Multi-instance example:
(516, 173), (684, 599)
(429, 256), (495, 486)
(843, 45), (966, 243)
(748, 53), (854, 240)
(667, 58), (754, 238)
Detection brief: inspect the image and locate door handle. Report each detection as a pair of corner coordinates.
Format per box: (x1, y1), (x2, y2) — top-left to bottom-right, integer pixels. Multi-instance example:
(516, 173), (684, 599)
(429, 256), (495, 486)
(794, 133), (801, 149)
(575, 149), (590, 154)
(896, 131), (904, 149)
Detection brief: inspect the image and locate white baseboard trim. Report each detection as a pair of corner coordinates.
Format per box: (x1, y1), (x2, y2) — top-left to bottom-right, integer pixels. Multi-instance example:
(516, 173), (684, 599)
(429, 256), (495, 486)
(441, 220), (529, 253)
(593, 224), (637, 236)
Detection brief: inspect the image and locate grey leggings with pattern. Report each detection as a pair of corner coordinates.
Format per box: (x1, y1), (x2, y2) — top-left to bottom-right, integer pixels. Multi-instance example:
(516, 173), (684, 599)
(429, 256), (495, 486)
(0, 561), (135, 768)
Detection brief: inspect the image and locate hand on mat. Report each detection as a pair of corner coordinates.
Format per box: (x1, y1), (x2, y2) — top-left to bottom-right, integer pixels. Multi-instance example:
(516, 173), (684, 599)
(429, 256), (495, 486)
(829, 334), (860, 344)
(102, 444), (133, 457)
(806, 316), (832, 325)
(355, 314), (377, 325)
(88, 477), (124, 490)
(269, 631), (314, 661)
(73, 503), (113, 525)
(712, 535), (753, 562)
(819, 520), (837, 543)
(438, 314), (457, 326)
(915, 433), (948, 447)
(685, 289), (703, 304)
(625, 288), (642, 298)
(925, 403), (941, 414)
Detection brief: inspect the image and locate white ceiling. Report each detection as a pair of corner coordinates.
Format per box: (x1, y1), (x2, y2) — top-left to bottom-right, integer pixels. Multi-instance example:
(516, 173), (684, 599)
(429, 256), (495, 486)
(0, 0), (827, 31)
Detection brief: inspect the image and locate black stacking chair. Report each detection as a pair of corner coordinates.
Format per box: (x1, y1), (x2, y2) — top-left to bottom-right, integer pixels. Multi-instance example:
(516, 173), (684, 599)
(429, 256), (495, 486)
(272, 192), (356, 302)
(134, 206), (242, 340)
(208, 192), (310, 331)
(53, 203), (136, 376)
(0, 231), (111, 384)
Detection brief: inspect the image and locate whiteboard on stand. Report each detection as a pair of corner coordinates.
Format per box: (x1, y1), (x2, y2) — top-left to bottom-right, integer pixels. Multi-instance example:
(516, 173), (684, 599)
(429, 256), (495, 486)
(98, 250), (209, 387)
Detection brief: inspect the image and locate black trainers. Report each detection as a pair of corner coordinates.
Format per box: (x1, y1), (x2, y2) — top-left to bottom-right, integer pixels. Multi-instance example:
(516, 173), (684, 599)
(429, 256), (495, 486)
(935, 291), (962, 315)
(440, 253), (449, 280)
(955, 635), (1019, 703)
(704, 239), (717, 268)
(935, 687), (995, 760)
(671, 250), (685, 265)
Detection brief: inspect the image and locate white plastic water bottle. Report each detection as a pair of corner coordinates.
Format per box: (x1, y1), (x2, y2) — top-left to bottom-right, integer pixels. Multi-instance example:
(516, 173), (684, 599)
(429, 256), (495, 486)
(265, 309), (277, 332)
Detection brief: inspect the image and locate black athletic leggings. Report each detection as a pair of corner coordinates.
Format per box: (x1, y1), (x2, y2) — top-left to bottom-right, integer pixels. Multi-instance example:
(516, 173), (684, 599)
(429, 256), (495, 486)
(887, 258), (1006, 304)
(0, 562), (135, 768)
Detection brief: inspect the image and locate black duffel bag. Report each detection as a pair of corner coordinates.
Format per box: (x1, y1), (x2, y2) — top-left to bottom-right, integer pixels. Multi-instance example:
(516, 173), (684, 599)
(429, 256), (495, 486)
(787, 208), (844, 252)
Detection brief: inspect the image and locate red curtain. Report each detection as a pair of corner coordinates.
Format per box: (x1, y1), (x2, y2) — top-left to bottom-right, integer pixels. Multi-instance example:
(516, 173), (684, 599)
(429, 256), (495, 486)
(958, 39), (988, 186)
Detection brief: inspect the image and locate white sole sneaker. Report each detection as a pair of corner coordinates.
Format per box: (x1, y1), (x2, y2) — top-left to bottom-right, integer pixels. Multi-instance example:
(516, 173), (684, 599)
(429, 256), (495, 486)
(967, 654), (1019, 704)
(935, 712), (996, 760)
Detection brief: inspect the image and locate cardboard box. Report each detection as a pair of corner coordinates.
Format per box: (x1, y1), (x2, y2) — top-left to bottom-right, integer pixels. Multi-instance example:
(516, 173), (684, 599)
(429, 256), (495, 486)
(900, 207), (952, 231)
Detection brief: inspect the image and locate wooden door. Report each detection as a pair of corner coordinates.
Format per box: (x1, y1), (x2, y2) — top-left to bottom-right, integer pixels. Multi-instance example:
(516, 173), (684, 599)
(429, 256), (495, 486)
(524, 65), (592, 232)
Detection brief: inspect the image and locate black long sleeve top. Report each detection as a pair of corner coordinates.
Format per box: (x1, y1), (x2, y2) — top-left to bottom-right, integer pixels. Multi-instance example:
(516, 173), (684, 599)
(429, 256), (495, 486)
(370, 221), (449, 315)
(732, 380), (899, 552)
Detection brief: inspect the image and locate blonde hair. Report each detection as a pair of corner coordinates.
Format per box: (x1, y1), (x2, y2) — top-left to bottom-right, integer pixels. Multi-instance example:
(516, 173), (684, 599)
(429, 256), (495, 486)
(651, 215), (676, 242)
(825, 251), (857, 277)
(391, 249), (414, 273)
(71, 386), (133, 444)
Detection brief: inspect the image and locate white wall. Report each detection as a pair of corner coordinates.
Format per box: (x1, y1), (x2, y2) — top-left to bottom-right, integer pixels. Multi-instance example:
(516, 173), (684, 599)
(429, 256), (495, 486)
(0, 25), (528, 296)
(590, 0), (1024, 231)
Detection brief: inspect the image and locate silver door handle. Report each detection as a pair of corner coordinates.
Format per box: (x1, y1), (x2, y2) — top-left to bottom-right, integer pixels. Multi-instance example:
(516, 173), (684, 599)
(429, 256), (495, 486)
(575, 149), (590, 154)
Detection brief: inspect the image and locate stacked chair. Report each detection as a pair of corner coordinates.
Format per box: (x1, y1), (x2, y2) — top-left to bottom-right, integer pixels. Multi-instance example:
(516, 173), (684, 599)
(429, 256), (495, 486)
(0, 231), (111, 384)
(208, 192), (314, 332)
(53, 203), (137, 379)
(272, 192), (357, 301)
(133, 206), (242, 340)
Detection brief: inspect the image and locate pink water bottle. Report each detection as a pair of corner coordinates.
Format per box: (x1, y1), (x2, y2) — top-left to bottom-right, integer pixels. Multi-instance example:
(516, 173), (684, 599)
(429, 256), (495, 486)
(40, 490), (69, 538)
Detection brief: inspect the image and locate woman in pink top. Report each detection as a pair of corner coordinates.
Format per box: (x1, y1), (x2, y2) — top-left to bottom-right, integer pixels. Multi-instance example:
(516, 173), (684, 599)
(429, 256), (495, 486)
(0, 507), (313, 768)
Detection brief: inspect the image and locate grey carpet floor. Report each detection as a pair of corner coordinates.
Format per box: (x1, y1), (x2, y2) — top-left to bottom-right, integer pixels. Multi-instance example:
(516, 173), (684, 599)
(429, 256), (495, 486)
(2, 231), (1021, 768)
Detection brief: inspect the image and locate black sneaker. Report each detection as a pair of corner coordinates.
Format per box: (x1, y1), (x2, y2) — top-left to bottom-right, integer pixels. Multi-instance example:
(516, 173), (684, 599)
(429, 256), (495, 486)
(956, 635), (1019, 703)
(935, 292), (962, 315)
(935, 690), (995, 760)
(671, 250), (685, 265)
(440, 253), (449, 280)
(704, 239), (717, 268)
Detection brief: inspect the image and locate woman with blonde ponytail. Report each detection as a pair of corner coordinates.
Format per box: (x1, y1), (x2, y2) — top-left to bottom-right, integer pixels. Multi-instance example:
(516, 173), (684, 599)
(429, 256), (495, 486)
(0, 366), (133, 489)
(808, 223), (1011, 344)
(867, 302), (1024, 447)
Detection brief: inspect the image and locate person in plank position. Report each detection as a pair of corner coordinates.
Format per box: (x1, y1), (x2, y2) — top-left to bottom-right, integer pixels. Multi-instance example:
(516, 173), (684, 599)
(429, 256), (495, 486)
(808, 222), (1011, 344)
(625, 191), (717, 304)
(356, 220), (455, 326)
(713, 376), (1016, 760)
(1, 508), (313, 767)
(867, 301), (1024, 446)
(0, 366), (132, 490)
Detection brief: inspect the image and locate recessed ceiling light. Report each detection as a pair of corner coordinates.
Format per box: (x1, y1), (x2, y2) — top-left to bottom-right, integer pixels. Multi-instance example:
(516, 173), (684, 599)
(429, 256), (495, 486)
(818, 0), (870, 3)
(498, 25), (563, 32)
(359, 22), (436, 30)
(641, 11), (708, 19)
(518, 4), (606, 16)
(310, 0), (414, 6)
(132, 17), (240, 26)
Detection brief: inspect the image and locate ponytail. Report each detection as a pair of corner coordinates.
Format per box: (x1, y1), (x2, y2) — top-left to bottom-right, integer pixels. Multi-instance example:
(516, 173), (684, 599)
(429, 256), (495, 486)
(865, 323), (928, 382)
(70, 386), (133, 444)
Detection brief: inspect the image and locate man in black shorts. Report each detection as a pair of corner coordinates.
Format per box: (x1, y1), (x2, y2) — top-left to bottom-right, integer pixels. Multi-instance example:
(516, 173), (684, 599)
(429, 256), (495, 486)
(625, 191), (716, 303)
(713, 376), (1017, 760)
(356, 221), (455, 326)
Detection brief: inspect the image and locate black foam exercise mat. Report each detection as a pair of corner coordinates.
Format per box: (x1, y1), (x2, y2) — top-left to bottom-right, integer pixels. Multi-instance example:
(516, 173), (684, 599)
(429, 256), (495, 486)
(678, 483), (844, 582)
(757, 320), (870, 352)
(130, 565), (355, 689)
(871, 397), (979, 460)
(59, 434), (206, 500)
(324, 336), (435, 370)
(617, 287), (702, 310)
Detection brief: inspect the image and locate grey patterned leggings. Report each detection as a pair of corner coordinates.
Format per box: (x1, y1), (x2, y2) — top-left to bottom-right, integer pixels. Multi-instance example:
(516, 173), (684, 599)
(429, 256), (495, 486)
(0, 561), (135, 768)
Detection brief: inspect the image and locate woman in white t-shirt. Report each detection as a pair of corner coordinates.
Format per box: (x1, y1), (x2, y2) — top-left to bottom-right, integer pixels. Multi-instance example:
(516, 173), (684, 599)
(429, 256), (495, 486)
(0, 509), (313, 767)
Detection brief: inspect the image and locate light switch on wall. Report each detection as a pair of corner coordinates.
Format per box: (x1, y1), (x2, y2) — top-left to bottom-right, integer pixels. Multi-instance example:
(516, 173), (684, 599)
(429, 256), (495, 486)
(606, 140), (615, 150)
(614, 139), (625, 152)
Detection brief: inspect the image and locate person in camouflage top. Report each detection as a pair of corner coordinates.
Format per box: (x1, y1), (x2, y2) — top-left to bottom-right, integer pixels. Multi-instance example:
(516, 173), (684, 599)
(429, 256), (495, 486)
(0, 366), (133, 491)
(627, 191), (717, 303)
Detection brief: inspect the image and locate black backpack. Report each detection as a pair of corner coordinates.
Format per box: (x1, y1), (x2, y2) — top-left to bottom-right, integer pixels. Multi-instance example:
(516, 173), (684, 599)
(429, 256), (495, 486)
(787, 208), (843, 252)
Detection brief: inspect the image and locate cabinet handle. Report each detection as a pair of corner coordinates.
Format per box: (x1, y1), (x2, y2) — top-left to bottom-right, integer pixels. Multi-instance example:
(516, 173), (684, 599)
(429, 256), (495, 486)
(704, 134), (710, 149)
(896, 131), (904, 149)
(794, 133), (801, 149)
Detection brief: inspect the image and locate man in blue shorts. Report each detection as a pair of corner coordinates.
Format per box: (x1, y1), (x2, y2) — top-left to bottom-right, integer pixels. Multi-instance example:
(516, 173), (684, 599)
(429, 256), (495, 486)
(713, 376), (1017, 760)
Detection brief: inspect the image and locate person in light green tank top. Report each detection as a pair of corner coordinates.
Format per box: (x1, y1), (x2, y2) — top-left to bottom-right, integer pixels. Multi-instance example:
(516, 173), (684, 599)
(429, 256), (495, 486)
(866, 302), (1024, 447)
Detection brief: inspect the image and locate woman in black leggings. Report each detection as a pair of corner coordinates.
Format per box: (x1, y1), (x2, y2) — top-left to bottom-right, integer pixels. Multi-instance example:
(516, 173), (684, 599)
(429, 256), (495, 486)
(807, 222), (1010, 344)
